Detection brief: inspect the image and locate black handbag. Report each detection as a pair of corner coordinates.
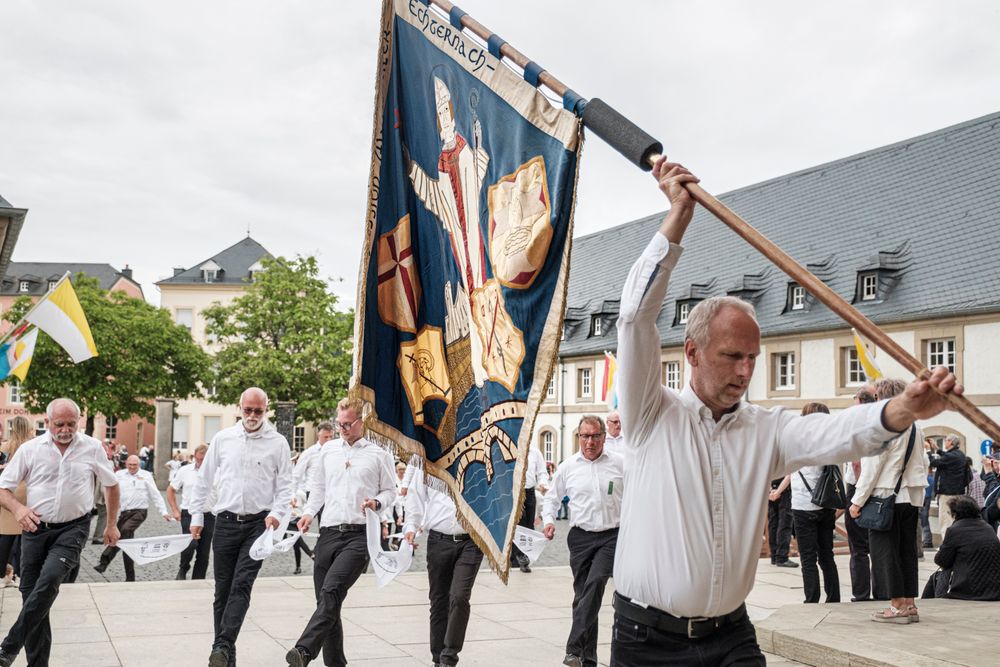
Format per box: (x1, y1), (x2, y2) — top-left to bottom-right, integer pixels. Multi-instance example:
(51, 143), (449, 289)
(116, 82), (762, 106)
(798, 465), (847, 510)
(856, 427), (916, 531)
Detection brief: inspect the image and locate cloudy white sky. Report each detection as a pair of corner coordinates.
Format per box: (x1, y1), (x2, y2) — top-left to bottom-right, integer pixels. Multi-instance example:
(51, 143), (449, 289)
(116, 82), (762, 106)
(2, 0), (998, 307)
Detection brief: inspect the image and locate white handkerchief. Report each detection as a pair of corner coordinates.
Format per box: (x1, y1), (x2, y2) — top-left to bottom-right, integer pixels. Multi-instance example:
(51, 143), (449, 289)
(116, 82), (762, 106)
(513, 526), (548, 564)
(249, 526), (276, 561)
(116, 534), (193, 565)
(365, 508), (413, 587)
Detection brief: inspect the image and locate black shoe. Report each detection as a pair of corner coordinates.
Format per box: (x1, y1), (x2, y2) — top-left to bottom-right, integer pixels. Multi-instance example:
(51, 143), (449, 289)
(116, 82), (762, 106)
(94, 562), (108, 574)
(851, 596), (871, 602)
(176, 572), (187, 580)
(0, 649), (15, 667)
(774, 559), (799, 568)
(563, 654), (583, 667)
(294, 567), (302, 575)
(90, 539), (103, 545)
(519, 562), (532, 573)
(285, 646), (310, 667)
(922, 542), (934, 549)
(208, 647), (230, 667)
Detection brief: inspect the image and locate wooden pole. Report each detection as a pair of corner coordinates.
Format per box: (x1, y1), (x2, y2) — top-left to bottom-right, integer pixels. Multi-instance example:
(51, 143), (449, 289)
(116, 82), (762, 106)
(422, 0), (1000, 442)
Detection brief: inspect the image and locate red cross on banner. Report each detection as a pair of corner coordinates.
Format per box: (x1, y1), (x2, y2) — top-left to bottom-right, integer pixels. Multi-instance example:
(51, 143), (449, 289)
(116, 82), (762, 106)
(377, 215), (422, 333)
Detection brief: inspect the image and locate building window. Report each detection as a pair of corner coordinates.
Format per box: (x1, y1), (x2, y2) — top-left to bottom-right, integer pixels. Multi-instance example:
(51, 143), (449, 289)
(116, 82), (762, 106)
(48, 281), (58, 291)
(860, 272), (878, 301)
(202, 269), (217, 283)
(203, 416), (222, 443)
(591, 316), (603, 337)
(105, 416), (118, 440)
(677, 302), (691, 325)
(926, 338), (956, 372)
(662, 360), (681, 390)
(18, 281), (29, 293)
(293, 425), (306, 453)
(172, 415), (189, 450)
(843, 347), (865, 386)
(546, 376), (557, 401)
(773, 352), (796, 390)
(175, 308), (194, 331)
(9, 380), (22, 404)
(577, 367), (592, 400)
(34, 420), (46, 436)
(542, 431), (554, 463)
(789, 285), (806, 311)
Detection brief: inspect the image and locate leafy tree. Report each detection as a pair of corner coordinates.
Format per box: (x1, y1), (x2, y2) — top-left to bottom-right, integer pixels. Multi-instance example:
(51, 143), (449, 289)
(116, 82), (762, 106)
(202, 255), (353, 424)
(3, 274), (212, 435)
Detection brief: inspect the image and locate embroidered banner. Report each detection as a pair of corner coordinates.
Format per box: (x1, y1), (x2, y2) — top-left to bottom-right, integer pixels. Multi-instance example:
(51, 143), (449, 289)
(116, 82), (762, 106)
(353, 0), (583, 578)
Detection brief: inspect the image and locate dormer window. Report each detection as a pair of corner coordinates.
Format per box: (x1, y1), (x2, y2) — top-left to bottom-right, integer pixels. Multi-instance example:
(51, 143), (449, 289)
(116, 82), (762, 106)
(675, 301), (694, 325)
(860, 272), (878, 301)
(789, 285), (806, 311)
(247, 261), (264, 282)
(18, 281), (29, 293)
(48, 281), (58, 291)
(203, 269), (217, 283)
(591, 316), (603, 337)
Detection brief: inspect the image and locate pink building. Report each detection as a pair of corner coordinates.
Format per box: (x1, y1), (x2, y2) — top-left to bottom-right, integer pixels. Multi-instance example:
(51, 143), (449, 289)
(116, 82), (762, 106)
(0, 262), (152, 452)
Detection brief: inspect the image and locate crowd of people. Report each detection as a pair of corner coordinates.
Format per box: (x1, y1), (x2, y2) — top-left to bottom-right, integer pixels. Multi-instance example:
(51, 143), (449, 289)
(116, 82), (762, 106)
(0, 161), (988, 666)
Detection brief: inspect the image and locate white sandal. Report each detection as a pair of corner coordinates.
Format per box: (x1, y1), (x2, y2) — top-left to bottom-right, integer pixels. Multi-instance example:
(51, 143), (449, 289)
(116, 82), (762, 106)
(871, 606), (910, 624)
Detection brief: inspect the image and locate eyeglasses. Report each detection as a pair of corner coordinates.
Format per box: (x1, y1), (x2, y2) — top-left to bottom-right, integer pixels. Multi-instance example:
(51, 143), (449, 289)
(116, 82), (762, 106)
(578, 433), (605, 442)
(337, 418), (360, 430)
(242, 407), (265, 416)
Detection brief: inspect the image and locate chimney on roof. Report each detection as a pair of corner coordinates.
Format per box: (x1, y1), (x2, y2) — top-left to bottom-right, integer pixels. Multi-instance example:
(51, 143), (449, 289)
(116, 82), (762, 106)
(173, 267), (184, 277)
(120, 265), (133, 280)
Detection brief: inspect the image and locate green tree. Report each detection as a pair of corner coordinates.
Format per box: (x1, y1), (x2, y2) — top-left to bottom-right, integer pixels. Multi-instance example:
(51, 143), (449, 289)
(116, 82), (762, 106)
(3, 274), (212, 435)
(202, 255), (353, 423)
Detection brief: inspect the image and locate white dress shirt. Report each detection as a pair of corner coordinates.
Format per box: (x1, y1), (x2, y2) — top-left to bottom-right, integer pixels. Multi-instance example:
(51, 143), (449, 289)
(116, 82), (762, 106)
(117, 468), (169, 515)
(304, 437), (397, 526)
(403, 469), (464, 536)
(542, 450), (624, 531)
(524, 447), (549, 489)
(293, 442), (323, 496)
(790, 466), (823, 511)
(169, 463), (202, 512)
(0, 432), (118, 523)
(603, 434), (625, 457)
(189, 421), (293, 528)
(614, 233), (901, 618)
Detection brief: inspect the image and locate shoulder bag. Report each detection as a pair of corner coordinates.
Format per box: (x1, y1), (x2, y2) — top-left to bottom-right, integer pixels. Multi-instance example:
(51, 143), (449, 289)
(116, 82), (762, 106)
(856, 427), (916, 531)
(797, 465), (847, 510)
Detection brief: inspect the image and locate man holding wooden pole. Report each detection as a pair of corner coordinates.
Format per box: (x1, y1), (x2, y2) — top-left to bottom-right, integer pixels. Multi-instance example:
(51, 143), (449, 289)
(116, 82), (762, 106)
(610, 158), (963, 664)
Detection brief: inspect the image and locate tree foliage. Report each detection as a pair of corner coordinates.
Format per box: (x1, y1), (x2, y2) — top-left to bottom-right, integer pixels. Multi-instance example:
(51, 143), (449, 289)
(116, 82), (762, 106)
(202, 255), (353, 424)
(3, 274), (212, 433)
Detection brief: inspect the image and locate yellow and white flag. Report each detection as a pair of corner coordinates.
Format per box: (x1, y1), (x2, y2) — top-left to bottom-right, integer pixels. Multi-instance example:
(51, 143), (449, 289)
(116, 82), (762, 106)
(852, 328), (882, 381)
(25, 276), (97, 363)
(10, 327), (39, 382)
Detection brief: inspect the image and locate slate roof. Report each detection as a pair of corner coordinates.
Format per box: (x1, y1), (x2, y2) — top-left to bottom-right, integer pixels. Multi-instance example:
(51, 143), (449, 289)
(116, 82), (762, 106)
(1, 262), (137, 296)
(156, 236), (271, 286)
(561, 111), (1000, 358)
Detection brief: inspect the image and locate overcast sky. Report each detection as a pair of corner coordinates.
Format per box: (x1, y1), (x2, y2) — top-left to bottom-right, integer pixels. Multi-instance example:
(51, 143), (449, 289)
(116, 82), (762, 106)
(2, 0), (998, 307)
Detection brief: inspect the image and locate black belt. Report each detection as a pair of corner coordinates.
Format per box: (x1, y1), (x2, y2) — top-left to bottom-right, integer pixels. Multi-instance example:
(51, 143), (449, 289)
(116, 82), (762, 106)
(322, 523), (365, 533)
(613, 592), (746, 640)
(429, 529), (471, 542)
(216, 510), (269, 523)
(36, 514), (91, 531)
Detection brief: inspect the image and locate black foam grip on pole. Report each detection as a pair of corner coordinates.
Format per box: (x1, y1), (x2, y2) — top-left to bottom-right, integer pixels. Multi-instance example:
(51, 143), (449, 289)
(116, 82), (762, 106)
(582, 98), (662, 171)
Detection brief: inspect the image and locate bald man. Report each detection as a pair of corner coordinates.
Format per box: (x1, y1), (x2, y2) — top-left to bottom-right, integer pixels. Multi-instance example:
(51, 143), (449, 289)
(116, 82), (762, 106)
(94, 454), (171, 581)
(189, 387), (293, 667)
(0, 398), (120, 667)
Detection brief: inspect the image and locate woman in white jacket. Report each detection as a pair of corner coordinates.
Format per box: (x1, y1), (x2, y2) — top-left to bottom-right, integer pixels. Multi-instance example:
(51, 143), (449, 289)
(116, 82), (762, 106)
(849, 378), (927, 623)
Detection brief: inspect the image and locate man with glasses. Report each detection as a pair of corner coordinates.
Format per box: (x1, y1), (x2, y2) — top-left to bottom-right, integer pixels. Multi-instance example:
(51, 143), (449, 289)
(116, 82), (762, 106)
(285, 397), (396, 667)
(0, 398), (120, 667)
(542, 415), (624, 667)
(603, 411), (624, 456)
(189, 387), (293, 667)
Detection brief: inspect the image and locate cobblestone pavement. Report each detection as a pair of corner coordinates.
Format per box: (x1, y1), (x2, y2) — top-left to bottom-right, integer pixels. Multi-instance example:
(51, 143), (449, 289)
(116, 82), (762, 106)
(74, 492), (573, 584)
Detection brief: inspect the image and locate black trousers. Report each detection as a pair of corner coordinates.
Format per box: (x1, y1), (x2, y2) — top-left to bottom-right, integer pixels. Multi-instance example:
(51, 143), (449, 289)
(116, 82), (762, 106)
(510, 487), (536, 566)
(296, 528), (369, 666)
(211, 515), (267, 654)
(0, 534), (18, 575)
(178, 510), (215, 580)
(98, 508), (147, 581)
(792, 509), (840, 603)
(844, 483), (873, 600)
(426, 531), (483, 666)
(869, 502), (920, 599)
(0, 517), (89, 666)
(567, 527), (617, 666)
(767, 488), (793, 561)
(611, 606), (764, 666)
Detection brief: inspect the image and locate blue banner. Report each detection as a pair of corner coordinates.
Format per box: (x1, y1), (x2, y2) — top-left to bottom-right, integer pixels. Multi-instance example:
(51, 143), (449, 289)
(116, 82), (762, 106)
(352, 0), (583, 577)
